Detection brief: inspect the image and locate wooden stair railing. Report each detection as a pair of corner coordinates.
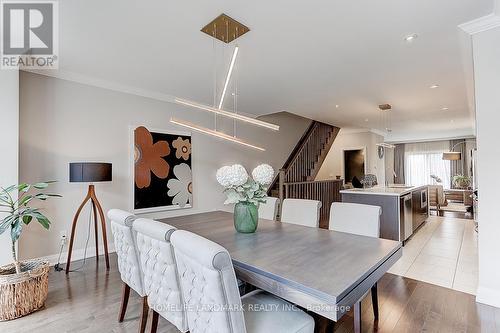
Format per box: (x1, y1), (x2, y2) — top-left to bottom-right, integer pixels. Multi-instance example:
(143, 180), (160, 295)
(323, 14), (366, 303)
(284, 179), (344, 229)
(267, 121), (340, 195)
(267, 120), (342, 229)
(285, 122), (339, 182)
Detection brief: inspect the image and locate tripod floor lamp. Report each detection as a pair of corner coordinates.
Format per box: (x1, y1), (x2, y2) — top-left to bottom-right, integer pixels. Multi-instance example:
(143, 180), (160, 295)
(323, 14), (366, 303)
(66, 162), (112, 274)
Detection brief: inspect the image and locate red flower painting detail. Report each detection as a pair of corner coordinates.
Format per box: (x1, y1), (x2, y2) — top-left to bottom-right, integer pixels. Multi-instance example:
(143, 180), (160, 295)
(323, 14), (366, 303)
(134, 126), (170, 188)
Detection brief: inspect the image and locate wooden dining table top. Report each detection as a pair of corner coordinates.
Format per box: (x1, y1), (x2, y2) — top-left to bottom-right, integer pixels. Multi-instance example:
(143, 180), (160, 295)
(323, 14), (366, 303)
(159, 210), (402, 317)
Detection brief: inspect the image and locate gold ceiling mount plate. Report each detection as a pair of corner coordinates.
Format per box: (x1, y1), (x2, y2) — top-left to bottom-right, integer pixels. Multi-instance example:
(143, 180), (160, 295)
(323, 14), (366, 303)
(201, 14), (250, 43)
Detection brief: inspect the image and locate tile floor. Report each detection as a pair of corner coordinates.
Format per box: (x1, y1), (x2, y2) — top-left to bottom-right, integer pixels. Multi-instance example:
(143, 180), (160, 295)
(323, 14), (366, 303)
(388, 215), (478, 294)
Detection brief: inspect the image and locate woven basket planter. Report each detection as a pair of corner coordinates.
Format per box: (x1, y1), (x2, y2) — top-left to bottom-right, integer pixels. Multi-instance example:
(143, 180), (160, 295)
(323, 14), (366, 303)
(0, 259), (49, 321)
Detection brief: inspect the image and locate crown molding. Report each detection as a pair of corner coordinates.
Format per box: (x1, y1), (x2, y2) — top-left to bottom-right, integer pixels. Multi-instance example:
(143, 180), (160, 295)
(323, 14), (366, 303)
(336, 127), (388, 137)
(22, 69), (262, 120)
(386, 133), (476, 144)
(459, 13), (500, 35)
(369, 128), (387, 137)
(337, 127), (370, 135)
(22, 68), (177, 103)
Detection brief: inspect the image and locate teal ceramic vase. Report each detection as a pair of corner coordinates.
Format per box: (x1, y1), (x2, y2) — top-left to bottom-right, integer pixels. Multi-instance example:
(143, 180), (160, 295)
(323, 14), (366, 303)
(234, 202), (258, 233)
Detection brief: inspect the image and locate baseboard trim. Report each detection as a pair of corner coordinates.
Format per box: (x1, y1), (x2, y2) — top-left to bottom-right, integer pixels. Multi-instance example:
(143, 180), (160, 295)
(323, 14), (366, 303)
(476, 285), (500, 308)
(32, 243), (116, 266)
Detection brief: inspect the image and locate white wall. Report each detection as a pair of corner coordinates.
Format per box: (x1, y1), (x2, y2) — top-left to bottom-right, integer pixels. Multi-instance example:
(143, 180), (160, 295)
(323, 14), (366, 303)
(18, 72), (311, 260)
(0, 70), (19, 266)
(315, 130), (385, 184)
(472, 26), (500, 308)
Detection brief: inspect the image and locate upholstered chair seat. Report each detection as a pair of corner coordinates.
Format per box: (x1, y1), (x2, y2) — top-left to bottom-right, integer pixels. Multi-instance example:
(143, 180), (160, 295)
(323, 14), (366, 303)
(133, 218), (188, 333)
(108, 209), (148, 333)
(241, 290), (314, 333)
(171, 229), (315, 333)
(280, 198), (322, 228)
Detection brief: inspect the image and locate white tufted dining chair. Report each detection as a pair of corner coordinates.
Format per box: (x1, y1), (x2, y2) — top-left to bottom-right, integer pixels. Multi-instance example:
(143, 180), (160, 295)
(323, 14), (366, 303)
(328, 202), (382, 320)
(132, 218), (188, 333)
(280, 198), (322, 228)
(108, 209), (148, 333)
(258, 197), (280, 221)
(171, 229), (315, 333)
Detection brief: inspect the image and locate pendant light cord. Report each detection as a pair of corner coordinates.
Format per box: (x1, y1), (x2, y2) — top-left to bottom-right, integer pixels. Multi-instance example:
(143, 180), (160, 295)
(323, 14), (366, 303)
(233, 26), (239, 137)
(213, 25), (218, 131)
(66, 203), (93, 272)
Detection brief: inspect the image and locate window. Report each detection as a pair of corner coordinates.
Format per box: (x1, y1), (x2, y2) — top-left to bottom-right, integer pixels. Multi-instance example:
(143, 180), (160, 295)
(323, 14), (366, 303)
(404, 141), (451, 188)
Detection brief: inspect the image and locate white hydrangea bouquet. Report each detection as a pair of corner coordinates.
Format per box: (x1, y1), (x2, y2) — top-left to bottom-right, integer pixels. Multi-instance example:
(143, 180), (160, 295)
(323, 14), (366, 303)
(216, 164), (274, 205)
(216, 164), (274, 233)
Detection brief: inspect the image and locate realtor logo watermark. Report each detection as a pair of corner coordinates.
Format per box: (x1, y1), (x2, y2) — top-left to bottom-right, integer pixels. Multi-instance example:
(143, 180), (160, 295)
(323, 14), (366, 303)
(1, 0), (58, 69)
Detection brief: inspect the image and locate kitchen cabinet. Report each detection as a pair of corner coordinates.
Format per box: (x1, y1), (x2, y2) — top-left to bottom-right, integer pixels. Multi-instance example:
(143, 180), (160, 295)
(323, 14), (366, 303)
(340, 185), (429, 243)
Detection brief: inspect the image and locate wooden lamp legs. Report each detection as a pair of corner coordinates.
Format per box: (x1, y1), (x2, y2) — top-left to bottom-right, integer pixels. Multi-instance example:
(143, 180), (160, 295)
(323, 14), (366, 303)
(65, 184), (110, 273)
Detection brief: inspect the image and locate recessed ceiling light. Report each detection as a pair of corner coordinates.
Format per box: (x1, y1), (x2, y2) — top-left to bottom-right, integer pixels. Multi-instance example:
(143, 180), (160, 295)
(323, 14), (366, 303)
(441, 107), (449, 111)
(430, 84), (439, 89)
(335, 105), (340, 109)
(404, 34), (418, 42)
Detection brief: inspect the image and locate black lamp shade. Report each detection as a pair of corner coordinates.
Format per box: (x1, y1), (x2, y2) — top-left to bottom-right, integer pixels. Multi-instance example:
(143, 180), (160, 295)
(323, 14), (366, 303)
(69, 162), (112, 183)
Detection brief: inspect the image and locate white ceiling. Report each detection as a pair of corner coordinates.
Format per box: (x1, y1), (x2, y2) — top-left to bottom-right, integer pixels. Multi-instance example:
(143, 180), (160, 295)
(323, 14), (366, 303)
(53, 0), (493, 141)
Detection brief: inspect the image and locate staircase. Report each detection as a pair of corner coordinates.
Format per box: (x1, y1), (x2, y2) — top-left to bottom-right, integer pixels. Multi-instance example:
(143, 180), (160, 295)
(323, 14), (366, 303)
(268, 121), (340, 195)
(267, 120), (342, 228)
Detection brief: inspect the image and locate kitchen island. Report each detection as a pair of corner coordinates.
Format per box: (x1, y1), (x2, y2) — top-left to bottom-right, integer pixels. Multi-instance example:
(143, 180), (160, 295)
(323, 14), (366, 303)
(340, 185), (429, 243)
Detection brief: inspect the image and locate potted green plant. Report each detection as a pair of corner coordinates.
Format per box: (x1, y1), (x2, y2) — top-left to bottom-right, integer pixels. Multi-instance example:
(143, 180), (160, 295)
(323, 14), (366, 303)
(0, 182), (60, 321)
(216, 164), (274, 233)
(452, 174), (472, 189)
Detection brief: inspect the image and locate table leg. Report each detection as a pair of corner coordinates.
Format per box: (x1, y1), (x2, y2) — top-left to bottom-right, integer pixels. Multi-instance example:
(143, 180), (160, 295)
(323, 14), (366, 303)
(371, 283), (379, 320)
(354, 300), (362, 333)
(311, 312), (334, 333)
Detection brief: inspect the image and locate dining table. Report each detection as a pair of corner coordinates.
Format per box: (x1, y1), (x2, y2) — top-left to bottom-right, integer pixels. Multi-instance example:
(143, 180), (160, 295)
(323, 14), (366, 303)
(159, 210), (402, 333)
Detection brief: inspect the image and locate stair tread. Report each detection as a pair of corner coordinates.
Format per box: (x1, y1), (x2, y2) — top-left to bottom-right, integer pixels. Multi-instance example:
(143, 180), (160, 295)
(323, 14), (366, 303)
(267, 121), (340, 195)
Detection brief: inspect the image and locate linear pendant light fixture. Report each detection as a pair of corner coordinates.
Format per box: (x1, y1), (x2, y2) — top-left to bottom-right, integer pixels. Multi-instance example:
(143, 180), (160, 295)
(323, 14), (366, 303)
(175, 97), (280, 131)
(170, 14), (271, 152)
(218, 46), (239, 109)
(170, 118), (266, 151)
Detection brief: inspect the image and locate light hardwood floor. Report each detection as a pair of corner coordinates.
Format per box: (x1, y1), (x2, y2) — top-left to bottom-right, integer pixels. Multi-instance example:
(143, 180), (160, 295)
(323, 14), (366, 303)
(1, 253), (498, 333)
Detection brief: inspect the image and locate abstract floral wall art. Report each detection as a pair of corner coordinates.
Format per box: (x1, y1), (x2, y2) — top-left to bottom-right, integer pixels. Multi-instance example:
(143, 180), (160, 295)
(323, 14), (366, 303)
(133, 126), (192, 211)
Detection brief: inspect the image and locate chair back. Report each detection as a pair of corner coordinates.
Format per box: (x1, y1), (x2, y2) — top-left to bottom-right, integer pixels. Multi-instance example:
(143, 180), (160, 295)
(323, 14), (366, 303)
(429, 185), (447, 206)
(258, 197), (280, 221)
(171, 230), (246, 333)
(133, 218), (188, 332)
(108, 209), (144, 296)
(328, 202), (381, 238)
(280, 199), (322, 227)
